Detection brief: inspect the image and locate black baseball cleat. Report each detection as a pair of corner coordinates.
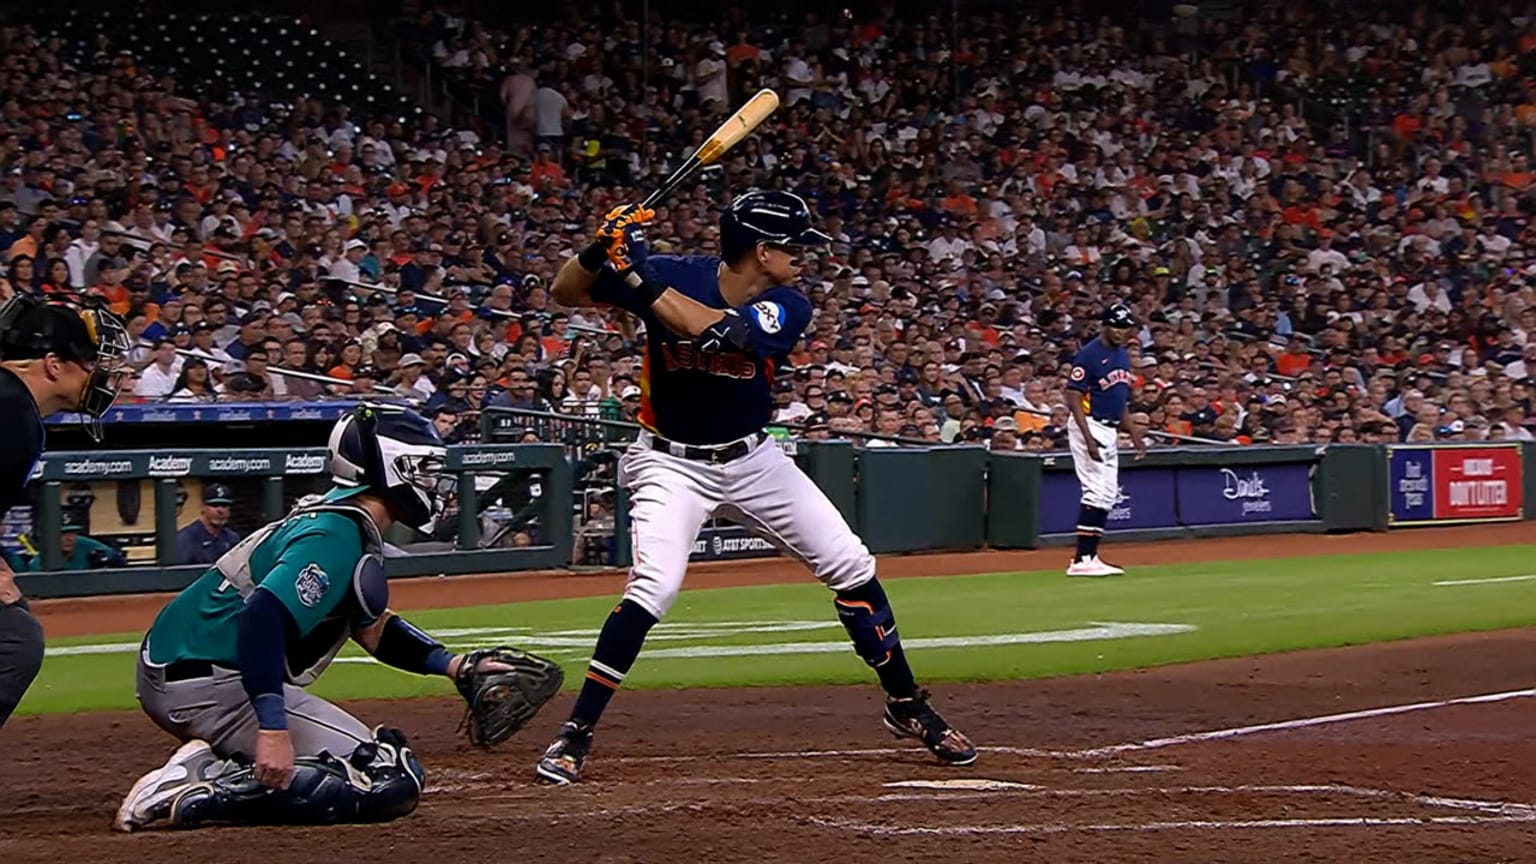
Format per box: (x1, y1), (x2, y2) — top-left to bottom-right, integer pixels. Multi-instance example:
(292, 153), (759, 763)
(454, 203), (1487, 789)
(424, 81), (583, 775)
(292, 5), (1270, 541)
(883, 689), (978, 766)
(535, 721), (594, 785)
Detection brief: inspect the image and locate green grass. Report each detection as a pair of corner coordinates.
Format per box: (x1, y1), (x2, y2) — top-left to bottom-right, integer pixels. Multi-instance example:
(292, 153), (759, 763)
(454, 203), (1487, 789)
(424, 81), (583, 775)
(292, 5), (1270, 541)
(19, 545), (1536, 716)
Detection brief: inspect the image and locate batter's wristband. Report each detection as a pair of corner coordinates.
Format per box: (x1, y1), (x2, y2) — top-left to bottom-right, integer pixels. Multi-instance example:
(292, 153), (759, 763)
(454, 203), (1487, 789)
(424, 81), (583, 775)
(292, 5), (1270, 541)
(577, 240), (609, 273)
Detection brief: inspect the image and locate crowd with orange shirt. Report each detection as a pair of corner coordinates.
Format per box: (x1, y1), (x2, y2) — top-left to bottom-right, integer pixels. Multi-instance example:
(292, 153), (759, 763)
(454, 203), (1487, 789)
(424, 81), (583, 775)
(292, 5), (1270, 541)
(1, 2), (1535, 450)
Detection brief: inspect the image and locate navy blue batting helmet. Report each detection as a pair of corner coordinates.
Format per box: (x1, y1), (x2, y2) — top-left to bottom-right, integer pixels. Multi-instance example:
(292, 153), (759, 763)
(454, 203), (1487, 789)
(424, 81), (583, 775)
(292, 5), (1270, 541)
(719, 190), (832, 263)
(1101, 303), (1137, 329)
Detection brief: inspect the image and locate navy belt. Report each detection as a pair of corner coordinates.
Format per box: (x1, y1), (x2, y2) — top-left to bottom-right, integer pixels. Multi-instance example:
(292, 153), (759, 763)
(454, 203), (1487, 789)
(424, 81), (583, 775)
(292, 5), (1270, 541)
(143, 634), (222, 682)
(650, 432), (766, 464)
(165, 660), (217, 682)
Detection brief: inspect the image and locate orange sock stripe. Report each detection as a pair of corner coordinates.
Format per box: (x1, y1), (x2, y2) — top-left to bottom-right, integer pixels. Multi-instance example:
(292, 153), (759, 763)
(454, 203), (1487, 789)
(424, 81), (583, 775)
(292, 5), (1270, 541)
(835, 599), (876, 615)
(584, 670), (621, 690)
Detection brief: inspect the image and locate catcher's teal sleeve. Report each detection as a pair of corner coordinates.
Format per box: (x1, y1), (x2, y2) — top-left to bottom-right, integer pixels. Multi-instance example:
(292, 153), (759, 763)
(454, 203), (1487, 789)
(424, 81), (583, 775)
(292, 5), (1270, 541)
(254, 514), (365, 636)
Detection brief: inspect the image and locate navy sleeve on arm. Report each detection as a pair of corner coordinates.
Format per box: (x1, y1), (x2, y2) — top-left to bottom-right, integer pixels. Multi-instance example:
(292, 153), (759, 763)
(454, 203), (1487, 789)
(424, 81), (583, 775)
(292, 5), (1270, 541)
(237, 589), (293, 731)
(737, 289), (812, 358)
(588, 267), (651, 316)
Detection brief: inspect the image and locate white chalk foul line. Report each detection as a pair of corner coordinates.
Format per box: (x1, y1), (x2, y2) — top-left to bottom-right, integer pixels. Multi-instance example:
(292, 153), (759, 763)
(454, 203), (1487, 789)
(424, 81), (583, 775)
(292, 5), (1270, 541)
(811, 783), (1536, 836)
(1433, 574), (1536, 587)
(1070, 687), (1536, 758)
(808, 814), (1536, 836)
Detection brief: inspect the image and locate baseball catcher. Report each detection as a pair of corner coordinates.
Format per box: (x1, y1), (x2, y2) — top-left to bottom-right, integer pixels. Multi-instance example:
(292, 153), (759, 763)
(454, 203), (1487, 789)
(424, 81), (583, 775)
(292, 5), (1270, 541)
(114, 405), (563, 832)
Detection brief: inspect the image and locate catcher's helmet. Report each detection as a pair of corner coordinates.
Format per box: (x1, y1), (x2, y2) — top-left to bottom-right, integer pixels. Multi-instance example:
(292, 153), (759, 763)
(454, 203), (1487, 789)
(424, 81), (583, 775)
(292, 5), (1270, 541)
(1101, 303), (1137, 329)
(328, 404), (455, 534)
(719, 190), (832, 263)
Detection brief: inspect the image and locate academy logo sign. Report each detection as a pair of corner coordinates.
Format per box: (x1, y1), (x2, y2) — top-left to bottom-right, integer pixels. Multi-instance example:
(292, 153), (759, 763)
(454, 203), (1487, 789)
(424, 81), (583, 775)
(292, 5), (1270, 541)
(284, 453), (327, 474)
(59, 457), (137, 478)
(148, 456), (194, 477)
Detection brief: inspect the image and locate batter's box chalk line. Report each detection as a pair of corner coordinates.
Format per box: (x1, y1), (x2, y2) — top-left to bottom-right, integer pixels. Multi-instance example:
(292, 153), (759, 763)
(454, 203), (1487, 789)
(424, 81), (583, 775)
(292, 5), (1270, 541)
(809, 783), (1536, 836)
(611, 686), (1536, 766)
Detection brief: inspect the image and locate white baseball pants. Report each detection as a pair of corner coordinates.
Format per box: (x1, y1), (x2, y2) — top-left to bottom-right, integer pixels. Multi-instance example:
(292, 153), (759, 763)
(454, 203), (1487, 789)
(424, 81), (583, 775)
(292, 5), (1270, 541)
(1068, 417), (1120, 510)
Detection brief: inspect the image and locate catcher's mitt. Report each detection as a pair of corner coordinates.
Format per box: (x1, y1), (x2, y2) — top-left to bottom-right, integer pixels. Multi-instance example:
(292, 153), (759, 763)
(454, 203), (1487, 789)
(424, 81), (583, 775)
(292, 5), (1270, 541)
(454, 647), (565, 747)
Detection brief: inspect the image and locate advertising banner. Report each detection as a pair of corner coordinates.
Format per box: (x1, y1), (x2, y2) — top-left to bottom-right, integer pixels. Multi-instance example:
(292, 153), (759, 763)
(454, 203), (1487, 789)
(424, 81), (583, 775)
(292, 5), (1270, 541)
(1175, 464), (1316, 526)
(1388, 445), (1524, 526)
(36, 449), (329, 481)
(689, 524), (780, 562)
(1039, 467), (1180, 535)
(46, 401), (362, 426)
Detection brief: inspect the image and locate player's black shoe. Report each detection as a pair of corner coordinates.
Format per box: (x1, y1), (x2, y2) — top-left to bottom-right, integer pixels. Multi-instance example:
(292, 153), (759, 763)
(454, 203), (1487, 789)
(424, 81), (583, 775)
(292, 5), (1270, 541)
(883, 689), (977, 766)
(535, 721), (594, 785)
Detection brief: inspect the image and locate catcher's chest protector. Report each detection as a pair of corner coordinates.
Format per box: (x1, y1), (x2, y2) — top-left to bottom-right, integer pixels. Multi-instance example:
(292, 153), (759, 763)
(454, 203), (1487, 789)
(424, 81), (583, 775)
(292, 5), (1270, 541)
(210, 494), (386, 685)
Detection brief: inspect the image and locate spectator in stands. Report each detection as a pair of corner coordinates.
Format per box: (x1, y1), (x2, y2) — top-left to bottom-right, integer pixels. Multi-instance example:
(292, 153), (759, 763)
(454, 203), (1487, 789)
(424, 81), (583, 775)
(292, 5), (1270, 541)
(167, 357), (217, 402)
(175, 483), (241, 566)
(134, 340), (182, 398)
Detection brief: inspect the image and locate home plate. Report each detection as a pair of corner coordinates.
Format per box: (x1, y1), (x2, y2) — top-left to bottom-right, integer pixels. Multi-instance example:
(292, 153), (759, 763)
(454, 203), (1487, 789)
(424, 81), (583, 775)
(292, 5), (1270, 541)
(883, 779), (1042, 791)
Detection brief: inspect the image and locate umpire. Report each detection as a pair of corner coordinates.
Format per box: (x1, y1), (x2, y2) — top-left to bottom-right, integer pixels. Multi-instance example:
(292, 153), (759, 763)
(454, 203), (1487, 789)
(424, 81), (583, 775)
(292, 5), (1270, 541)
(0, 293), (130, 728)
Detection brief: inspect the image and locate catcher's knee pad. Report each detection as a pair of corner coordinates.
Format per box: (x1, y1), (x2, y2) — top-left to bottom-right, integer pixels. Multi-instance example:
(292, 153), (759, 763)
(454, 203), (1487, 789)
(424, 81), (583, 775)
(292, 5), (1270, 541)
(833, 579), (901, 669)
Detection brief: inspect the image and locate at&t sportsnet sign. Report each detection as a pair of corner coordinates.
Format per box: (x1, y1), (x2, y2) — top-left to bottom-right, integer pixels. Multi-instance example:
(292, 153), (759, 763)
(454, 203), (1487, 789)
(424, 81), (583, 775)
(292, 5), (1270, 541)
(1388, 445), (1524, 526)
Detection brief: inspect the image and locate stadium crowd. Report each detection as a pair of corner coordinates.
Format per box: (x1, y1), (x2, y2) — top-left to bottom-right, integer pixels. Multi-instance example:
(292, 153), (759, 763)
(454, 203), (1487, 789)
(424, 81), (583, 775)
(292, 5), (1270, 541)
(2, 2), (1535, 454)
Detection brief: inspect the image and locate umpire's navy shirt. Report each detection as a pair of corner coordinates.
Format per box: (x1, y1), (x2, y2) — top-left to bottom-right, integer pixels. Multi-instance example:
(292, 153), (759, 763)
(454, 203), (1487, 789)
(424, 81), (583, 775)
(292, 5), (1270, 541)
(0, 366), (45, 513)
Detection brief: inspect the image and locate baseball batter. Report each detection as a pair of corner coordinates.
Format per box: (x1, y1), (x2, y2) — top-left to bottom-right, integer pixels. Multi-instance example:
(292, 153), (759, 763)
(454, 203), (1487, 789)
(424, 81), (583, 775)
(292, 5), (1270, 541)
(537, 190), (976, 784)
(0, 294), (128, 728)
(114, 405), (561, 831)
(1064, 303), (1147, 577)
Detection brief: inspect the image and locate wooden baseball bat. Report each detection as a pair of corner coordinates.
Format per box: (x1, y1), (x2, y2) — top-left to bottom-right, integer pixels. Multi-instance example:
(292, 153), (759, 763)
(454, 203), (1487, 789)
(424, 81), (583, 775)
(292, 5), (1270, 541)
(640, 88), (781, 210)
(621, 89), (780, 286)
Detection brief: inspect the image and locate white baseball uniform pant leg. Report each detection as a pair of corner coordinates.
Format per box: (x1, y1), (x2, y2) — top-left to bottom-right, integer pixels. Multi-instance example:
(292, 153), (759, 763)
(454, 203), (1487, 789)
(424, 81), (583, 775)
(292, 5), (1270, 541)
(1068, 418), (1120, 510)
(715, 439), (875, 592)
(616, 442), (722, 619)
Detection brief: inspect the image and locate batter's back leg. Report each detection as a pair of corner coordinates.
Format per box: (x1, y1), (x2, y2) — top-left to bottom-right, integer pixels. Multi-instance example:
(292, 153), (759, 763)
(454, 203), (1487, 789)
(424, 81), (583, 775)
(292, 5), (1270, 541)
(721, 445), (977, 765)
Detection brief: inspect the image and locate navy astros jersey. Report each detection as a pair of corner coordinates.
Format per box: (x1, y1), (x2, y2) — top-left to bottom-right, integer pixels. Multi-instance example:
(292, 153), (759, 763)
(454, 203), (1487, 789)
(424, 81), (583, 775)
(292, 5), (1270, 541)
(592, 255), (810, 445)
(1066, 336), (1133, 422)
(0, 366), (45, 512)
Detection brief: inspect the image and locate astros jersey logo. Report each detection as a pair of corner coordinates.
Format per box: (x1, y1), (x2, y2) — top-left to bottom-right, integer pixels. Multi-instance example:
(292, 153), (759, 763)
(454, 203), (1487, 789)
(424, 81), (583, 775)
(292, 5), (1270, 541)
(660, 342), (758, 380)
(1098, 369), (1133, 390)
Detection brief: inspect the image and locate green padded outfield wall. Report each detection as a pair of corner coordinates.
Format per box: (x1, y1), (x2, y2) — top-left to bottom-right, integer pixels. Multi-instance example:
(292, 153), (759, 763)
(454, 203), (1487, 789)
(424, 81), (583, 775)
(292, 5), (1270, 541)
(855, 446), (987, 553)
(985, 452), (1042, 549)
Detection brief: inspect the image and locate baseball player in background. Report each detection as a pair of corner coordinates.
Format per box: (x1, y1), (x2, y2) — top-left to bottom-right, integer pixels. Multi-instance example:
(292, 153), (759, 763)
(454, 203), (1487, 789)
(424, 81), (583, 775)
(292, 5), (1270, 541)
(535, 190), (977, 784)
(1064, 303), (1148, 577)
(114, 405), (562, 831)
(0, 294), (129, 728)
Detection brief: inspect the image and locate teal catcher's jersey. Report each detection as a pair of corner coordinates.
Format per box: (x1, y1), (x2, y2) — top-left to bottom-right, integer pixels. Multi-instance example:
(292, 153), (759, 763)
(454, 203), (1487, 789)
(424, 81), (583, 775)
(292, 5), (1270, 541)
(146, 488), (383, 684)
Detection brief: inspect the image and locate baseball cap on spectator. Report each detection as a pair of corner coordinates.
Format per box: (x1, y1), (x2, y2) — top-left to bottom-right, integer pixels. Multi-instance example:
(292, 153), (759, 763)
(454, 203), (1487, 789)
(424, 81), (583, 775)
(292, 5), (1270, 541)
(204, 484), (234, 506)
(993, 416), (1019, 432)
(238, 311), (267, 326)
(399, 353), (426, 369)
(621, 385), (642, 400)
(345, 239), (368, 252)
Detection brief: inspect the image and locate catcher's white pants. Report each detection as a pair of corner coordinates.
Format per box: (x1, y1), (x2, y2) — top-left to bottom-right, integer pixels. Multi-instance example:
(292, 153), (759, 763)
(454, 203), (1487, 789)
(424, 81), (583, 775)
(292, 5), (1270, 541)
(619, 431), (875, 618)
(1068, 417), (1120, 510)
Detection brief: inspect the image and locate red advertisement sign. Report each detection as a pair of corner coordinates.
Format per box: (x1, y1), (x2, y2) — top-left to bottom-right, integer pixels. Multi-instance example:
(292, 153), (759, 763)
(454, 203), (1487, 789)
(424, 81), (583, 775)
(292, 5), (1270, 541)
(1431, 446), (1524, 521)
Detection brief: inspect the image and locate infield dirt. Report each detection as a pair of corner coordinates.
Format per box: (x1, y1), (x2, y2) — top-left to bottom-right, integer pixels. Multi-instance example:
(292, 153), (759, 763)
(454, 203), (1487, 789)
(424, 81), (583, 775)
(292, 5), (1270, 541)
(4, 523), (1534, 863)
